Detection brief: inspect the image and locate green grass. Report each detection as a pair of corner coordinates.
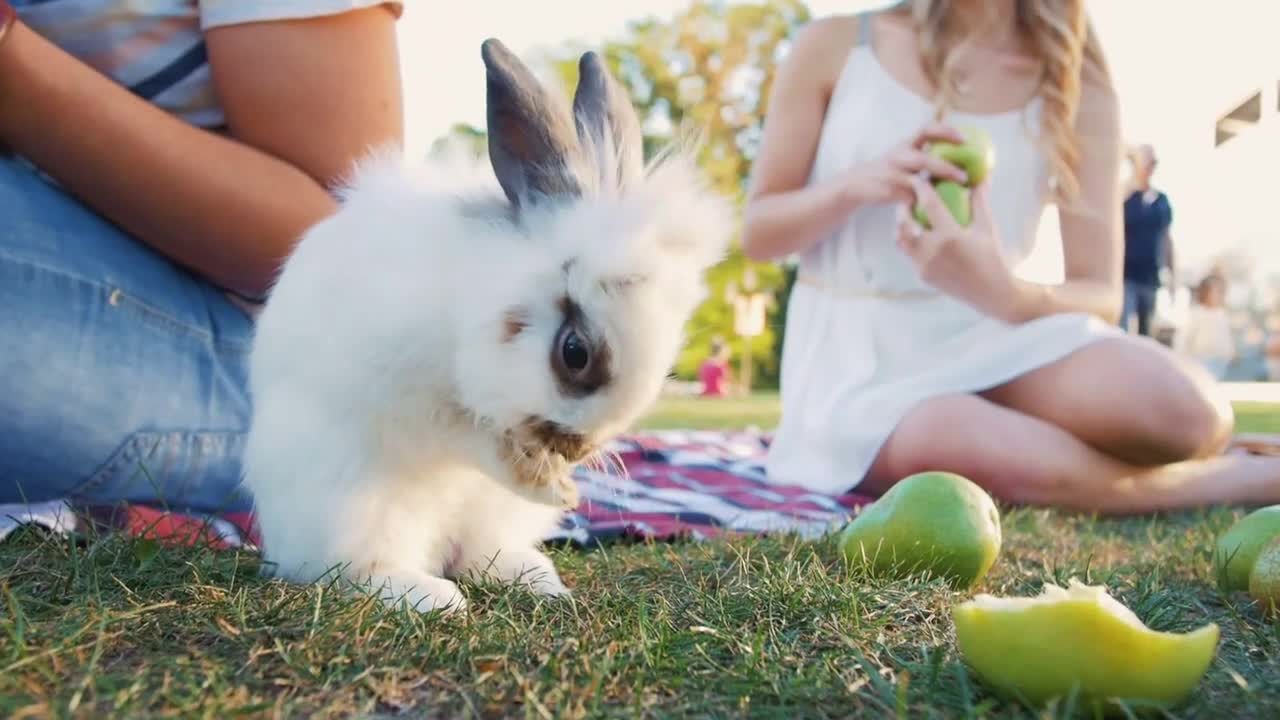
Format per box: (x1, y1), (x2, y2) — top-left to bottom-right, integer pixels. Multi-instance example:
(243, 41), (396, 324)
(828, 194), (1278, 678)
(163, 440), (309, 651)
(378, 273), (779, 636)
(1, 397), (1278, 718)
(641, 394), (1280, 435)
(637, 392), (780, 431)
(1233, 402), (1280, 434)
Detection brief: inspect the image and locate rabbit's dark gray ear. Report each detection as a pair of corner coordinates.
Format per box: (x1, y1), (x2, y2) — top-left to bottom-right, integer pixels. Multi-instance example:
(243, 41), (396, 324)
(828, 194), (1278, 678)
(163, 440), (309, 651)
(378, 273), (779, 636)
(481, 38), (582, 208)
(572, 51), (644, 187)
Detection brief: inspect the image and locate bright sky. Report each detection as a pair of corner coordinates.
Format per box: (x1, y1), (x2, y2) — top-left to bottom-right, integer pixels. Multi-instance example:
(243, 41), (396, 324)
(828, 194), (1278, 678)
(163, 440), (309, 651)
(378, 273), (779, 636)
(394, 0), (1280, 281)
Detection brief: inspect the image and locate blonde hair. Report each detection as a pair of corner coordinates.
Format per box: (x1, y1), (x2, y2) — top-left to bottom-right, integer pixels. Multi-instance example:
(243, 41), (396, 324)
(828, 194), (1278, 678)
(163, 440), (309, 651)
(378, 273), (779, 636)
(906, 0), (1112, 202)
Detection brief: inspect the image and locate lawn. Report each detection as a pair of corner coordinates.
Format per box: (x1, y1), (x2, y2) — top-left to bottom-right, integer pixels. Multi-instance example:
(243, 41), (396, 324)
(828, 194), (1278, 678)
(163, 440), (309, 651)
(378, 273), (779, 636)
(640, 392), (1280, 435)
(635, 391), (781, 431)
(1, 396), (1278, 718)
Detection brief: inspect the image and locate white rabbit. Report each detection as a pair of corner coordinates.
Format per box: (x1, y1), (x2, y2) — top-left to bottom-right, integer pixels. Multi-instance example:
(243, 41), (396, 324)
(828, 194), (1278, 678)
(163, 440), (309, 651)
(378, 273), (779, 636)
(240, 38), (733, 613)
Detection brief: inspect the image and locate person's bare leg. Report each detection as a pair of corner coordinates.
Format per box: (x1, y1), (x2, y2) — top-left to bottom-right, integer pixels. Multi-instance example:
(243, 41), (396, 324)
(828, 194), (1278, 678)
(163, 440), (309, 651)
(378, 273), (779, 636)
(864, 394), (1280, 514)
(980, 336), (1234, 466)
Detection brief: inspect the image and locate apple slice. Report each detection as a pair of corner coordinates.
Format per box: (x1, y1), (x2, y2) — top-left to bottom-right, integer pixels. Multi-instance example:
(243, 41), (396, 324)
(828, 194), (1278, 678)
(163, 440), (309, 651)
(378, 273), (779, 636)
(953, 580), (1219, 711)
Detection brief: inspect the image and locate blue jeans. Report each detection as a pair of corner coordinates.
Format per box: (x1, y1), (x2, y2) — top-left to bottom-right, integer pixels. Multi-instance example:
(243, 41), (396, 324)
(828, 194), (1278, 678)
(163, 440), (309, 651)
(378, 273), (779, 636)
(0, 156), (254, 513)
(1121, 281), (1158, 336)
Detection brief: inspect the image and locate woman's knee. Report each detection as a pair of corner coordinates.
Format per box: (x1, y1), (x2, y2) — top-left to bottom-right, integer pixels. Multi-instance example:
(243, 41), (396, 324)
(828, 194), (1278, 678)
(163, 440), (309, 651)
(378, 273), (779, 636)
(1066, 338), (1235, 465)
(1142, 365), (1235, 463)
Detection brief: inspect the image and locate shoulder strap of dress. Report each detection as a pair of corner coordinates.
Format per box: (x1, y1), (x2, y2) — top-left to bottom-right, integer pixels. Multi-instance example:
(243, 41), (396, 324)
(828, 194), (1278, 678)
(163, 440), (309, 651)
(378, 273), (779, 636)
(857, 1), (907, 47)
(856, 8), (876, 47)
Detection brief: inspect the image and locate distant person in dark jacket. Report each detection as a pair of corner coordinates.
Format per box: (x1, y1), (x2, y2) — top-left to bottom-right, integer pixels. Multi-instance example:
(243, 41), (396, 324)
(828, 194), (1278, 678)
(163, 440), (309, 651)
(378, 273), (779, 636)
(1120, 144), (1176, 336)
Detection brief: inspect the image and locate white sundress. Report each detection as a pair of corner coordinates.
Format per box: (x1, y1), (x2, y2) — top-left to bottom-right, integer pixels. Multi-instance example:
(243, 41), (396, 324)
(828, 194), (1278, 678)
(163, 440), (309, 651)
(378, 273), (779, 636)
(763, 19), (1121, 495)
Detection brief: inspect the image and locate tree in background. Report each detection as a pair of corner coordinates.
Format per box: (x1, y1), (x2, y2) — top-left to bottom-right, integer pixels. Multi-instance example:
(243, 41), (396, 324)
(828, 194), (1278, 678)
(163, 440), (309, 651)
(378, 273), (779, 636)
(434, 0), (811, 389)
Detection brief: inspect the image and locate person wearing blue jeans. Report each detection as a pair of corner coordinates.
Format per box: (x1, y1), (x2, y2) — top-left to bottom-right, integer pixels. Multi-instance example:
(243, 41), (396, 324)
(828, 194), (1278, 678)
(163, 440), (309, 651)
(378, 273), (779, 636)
(2, 155), (256, 512)
(1121, 280), (1158, 337)
(1120, 144), (1175, 336)
(0, 1), (404, 514)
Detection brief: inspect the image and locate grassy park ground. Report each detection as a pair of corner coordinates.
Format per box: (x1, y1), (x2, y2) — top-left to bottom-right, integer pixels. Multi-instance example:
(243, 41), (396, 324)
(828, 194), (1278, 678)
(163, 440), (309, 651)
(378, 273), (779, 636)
(1, 393), (1278, 718)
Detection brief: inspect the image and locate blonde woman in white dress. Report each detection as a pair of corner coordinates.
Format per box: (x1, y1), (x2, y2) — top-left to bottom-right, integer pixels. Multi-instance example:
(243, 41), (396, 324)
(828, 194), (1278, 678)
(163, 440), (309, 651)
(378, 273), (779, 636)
(744, 0), (1280, 512)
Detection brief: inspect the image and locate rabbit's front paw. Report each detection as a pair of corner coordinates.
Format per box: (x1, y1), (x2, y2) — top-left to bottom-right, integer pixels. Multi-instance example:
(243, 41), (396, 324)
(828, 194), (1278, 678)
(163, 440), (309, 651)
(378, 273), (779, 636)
(368, 570), (468, 614)
(537, 460), (580, 510)
(499, 434), (581, 510)
(523, 460), (579, 510)
(552, 469), (580, 510)
(463, 547), (571, 598)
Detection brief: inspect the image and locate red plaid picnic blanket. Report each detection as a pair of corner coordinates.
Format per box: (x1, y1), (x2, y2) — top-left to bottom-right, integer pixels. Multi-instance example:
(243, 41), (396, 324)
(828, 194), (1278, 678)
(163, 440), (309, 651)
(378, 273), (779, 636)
(553, 430), (870, 544)
(0, 431), (873, 550)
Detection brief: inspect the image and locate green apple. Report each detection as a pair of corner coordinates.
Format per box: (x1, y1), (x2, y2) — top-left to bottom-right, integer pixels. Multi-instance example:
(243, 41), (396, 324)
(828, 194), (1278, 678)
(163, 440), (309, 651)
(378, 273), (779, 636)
(953, 580), (1219, 712)
(927, 124), (996, 187)
(913, 180), (971, 230)
(837, 471), (1001, 589)
(1248, 536), (1280, 617)
(1214, 505), (1280, 592)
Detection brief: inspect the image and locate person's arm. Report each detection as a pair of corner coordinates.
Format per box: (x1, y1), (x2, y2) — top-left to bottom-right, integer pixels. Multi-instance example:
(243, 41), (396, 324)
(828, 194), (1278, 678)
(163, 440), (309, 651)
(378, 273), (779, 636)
(741, 19), (856, 262)
(0, 7), (402, 299)
(999, 76), (1126, 324)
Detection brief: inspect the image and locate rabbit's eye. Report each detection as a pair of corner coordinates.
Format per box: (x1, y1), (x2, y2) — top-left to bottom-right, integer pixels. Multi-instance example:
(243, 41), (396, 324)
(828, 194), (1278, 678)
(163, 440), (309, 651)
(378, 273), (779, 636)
(550, 313), (610, 396)
(560, 329), (590, 372)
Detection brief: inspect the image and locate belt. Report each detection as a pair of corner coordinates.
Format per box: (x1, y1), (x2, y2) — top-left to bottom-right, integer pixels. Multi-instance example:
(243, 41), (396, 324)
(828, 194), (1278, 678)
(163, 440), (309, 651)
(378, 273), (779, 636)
(795, 272), (939, 301)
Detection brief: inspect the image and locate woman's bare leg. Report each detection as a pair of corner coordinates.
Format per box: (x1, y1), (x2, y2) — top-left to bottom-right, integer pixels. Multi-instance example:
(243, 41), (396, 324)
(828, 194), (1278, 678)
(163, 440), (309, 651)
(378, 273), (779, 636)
(980, 336), (1234, 466)
(864, 394), (1280, 514)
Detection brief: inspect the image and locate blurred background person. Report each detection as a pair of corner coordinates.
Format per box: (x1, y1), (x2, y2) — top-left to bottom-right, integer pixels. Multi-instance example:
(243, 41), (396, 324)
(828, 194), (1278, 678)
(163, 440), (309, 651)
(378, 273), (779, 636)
(1264, 313), (1280, 382)
(1175, 273), (1235, 380)
(1120, 143), (1177, 336)
(699, 338), (734, 397)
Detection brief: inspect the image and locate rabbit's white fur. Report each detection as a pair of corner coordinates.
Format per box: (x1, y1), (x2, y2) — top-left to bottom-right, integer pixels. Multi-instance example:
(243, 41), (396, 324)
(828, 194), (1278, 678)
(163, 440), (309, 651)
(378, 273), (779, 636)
(241, 57), (731, 613)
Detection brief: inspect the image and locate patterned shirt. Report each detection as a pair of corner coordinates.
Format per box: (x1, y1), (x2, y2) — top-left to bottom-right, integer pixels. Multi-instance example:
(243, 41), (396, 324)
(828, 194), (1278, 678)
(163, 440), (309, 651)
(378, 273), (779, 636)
(13, 0), (402, 128)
